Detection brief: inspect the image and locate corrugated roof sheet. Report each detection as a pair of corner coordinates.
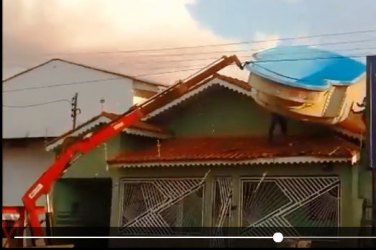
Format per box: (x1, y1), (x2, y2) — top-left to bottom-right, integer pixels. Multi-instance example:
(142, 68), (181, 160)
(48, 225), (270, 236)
(108, 135), (359, 166)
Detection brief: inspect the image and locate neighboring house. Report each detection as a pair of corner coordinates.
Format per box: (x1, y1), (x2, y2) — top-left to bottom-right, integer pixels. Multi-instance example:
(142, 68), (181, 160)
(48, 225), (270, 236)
(47, 66), (369, 247)
(2, 58), (165, 208)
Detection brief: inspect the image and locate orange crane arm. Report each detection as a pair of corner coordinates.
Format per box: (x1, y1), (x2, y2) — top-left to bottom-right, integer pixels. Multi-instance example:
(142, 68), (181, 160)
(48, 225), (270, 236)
(21, 55), (243, 245)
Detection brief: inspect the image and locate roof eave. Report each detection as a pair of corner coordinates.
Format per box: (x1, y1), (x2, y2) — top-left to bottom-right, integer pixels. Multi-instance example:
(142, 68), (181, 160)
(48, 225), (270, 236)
(108, 155), (359, 168)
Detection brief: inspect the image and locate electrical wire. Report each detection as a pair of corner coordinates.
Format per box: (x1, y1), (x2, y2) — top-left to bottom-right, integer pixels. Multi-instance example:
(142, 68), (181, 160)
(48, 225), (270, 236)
(38, 29), (376, 55)
(128, 46), (376, 70)
(58, 37), (376, 60)
(3, 50), (373, 108)
(3, 52), (375, 92)
(3, 99), (71, 108)
(4, 39), (375, 71)
(3, 77), (122, 93)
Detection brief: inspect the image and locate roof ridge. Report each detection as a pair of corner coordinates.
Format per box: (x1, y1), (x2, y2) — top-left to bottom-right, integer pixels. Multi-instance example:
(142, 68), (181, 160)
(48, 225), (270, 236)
(3, 58), (166, 87)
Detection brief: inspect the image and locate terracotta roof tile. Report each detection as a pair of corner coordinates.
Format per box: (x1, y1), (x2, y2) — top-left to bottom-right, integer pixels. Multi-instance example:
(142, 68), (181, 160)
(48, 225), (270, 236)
(108, 135), (359, 165)
(101, 112), (168, 134)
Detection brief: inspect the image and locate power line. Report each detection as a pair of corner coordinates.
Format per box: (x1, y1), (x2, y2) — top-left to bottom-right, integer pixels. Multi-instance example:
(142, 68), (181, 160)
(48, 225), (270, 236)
(3, 50), (371, 108)
(3, 52), (374, 92)
(3, 77), (122, 93)
(129, 46), (376, 71)
(110, 38), (376, 59)
(112, 46), (376, 74)
(134, 66), (235, 77)
(41, 29), (376, 56)
(4, 38), (375, 71)
(136, 53), (374, 78)
(3, 99), (71, 108)
(109, 40), (376, 68)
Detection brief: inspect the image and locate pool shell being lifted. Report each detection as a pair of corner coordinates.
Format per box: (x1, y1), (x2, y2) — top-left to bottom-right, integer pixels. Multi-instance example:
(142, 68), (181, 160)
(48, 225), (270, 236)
(245, 46), (366, 125)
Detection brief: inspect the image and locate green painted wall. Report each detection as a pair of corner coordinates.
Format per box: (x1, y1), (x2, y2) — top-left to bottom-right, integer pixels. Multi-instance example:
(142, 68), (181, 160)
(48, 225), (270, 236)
(150, 86), (330, 137)
(60, 136), (119, 178)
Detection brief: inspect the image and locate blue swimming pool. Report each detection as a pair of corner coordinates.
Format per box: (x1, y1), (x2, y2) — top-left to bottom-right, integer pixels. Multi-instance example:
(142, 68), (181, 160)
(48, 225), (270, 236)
(245, 46), (366, 90)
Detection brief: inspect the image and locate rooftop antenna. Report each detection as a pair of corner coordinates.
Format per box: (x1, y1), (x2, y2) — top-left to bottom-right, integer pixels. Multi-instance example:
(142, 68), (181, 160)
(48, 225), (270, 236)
(100, 98), (105, 111)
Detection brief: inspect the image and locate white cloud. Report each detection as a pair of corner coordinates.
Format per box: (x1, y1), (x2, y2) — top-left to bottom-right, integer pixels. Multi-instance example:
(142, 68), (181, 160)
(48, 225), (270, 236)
(3, 0), (244, 83)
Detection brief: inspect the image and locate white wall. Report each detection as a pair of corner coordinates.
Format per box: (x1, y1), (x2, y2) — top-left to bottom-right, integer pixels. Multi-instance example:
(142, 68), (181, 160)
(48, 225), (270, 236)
(3, 139), (54, 206)
(3, 59), (134, 138)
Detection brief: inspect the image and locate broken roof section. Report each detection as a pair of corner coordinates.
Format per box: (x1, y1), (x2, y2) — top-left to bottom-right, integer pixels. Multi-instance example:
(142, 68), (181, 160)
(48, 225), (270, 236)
(3, 59), (166, 139)
(45, 111), (171, 152)
(108, 135), (360, 168)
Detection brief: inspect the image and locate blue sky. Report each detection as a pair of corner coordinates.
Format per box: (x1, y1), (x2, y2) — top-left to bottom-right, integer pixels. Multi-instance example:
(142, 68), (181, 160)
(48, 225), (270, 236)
(187, 0), (376, 42)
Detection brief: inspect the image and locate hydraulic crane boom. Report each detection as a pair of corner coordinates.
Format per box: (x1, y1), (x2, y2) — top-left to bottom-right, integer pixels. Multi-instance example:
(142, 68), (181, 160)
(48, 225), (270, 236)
(21, 55), (243, 246)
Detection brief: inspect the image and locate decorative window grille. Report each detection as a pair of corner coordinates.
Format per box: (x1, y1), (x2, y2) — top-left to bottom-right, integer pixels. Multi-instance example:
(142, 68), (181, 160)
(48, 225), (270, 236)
(211, 177), (233, 248)
(119, 178), (205, 235)
(241, 176), (340, 237)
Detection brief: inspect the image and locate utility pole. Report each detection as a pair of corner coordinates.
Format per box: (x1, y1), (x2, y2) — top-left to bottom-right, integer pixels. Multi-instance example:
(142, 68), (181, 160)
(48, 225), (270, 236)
(71, 92), (81, 129)
(366, 55), (376, 238)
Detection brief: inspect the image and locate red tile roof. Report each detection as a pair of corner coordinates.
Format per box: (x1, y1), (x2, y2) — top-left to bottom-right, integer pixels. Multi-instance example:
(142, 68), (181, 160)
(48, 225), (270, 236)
(108, 135), (359, 166)
(100, 112), (168, 134)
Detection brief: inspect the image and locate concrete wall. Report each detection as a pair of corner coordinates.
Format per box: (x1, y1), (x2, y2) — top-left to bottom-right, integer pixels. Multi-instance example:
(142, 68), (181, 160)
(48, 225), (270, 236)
(3, 138), (54, 206)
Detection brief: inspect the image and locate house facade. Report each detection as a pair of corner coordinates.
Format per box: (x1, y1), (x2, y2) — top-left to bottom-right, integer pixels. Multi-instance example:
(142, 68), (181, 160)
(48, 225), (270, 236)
(2, 58), (165, 209)
(48, 71), (370, 247)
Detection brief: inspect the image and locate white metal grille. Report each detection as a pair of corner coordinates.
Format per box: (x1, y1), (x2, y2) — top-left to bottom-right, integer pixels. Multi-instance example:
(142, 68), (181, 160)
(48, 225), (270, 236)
(211, 177), (233, 247)
(119, 174), (208, 235)
(241, 176), (340, 236)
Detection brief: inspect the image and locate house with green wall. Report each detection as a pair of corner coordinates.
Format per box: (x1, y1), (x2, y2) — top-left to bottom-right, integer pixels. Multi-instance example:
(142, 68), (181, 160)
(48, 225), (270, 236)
(46, 71), (371, 247)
